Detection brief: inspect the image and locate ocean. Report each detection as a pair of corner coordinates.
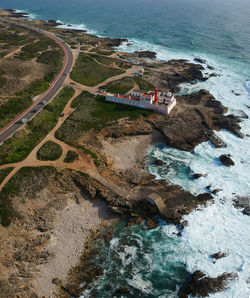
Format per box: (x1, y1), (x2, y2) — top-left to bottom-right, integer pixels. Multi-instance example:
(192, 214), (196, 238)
(0, 0), (249, 296)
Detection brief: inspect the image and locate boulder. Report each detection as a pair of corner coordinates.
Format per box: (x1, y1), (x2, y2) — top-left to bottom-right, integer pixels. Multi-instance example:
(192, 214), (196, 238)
(136, 50), (157, 58)
(211, 252), (227, 261)
(233, 196), (250, 216)
(192, 173), (203, 179)
(154, 159), (164, 166)
(115, 286), (131, 295)
(180, 270), (236, 298)
(194, 58), (206, 64)
(219, 154), (235, 167)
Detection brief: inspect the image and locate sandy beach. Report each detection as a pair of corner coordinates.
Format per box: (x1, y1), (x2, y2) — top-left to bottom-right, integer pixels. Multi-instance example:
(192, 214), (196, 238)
(102, 130), (163, 171)
(34, 195), (116, 297)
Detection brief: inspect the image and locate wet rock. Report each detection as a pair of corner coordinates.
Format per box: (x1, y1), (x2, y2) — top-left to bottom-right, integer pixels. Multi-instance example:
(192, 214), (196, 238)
(233, 196), (250, 216)
(243, 206), (250, 215)
(115, 286), (132, 295)
(146, 218), (158, 229)
(180, 270), (237, 298)
(195, 193), (213, 202)
(211, 251), (228, 261)
(211, 189), (221, 195)
(154, 159), (164, 166)
(136, 50), (157, 58)
(219, 154), (235, 167)
(194, 58), (206, 64)
(192, 173), (203, 179)
(232, 90), (242, 96)
(207, 64), (215, 70)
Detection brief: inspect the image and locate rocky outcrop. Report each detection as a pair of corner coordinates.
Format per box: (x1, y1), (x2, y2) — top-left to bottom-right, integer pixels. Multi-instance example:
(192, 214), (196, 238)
(135, 50), (157, 58)
(233, 196), (250, 216)
(180, 270), (236, 298)
(219, 154), (235, 167)
(193, 173), (204, 179)
(146, 90), (242, 152)
(211, 252), (228, 262)
(194, 58), (206, 64)
(154, 159), (164, 166)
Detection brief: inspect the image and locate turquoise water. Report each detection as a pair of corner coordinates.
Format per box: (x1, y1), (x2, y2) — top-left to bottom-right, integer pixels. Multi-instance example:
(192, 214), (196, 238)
(81, 221), (190, 298)
(1, 1), (250, 296)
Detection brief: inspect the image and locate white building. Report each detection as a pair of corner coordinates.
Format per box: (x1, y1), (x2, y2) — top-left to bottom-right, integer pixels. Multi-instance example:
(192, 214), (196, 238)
(106, 89), (176, 115)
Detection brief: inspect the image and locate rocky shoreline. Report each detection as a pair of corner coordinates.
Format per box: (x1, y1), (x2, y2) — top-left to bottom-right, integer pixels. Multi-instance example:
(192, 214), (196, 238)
(0, 11), (246, 297)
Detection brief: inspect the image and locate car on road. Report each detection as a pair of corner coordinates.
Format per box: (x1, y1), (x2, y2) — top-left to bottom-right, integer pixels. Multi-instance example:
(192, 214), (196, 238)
(31, 109), (37, 113)
(39, 100), (46, 105)
(60, 113), (64, 117)
(20, 118), (27, 124)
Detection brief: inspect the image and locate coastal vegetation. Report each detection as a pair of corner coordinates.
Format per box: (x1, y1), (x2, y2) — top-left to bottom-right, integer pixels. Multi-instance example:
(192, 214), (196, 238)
(70, 53), (124, 86)
(133, 76), (155, 91)
(63, 150), (78, 163)
(0, 22), (64, 129)
(0, 86), (75, 165)
(0, 166), (56, 227)
(37, 141), (63, 161)
(104, 76), (134, 94)
(0, 168), (13, 185)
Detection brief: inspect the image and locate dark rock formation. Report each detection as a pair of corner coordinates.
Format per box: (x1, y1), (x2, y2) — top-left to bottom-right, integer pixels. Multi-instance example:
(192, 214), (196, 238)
(207, 65), (215, 70)
(115, 286), (132, 295)
(136, 50), (157, 58)
(180, 270), (236, 298)
(154, 159), (164, 166)
(219, 154), (235, 167)
(211, 252), (228, 261)
(194, 58), (206, 64)
(233, 196), (250, 216)
(193, 173), (203, 179)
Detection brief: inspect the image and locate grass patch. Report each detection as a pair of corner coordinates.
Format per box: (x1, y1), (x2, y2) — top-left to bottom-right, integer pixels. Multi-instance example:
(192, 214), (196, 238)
(70, 53), (124, 86)
(133, 77), (155, 92)
(0, 168), (13, 185)
(0, 31), (27, 46)
(0, 86), (75, 165)
(90, 53), (131, 69)
(0, 69), (6, 88)
(105, 77), (134, 94)
(37, 49), (63, 67)
(95, 49), (115, 56)
(64, 150), (78, 163)
(37, 141), (63, 161)
(0, 166), (56, 227)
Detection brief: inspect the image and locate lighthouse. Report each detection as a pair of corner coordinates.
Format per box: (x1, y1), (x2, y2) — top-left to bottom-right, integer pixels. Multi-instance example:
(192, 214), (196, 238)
(154, 87), (158, 104)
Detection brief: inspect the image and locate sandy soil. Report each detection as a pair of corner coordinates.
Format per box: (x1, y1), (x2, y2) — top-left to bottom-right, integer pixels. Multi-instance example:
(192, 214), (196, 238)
(34, 196), (116, 297)
(102, 130), (163, 170)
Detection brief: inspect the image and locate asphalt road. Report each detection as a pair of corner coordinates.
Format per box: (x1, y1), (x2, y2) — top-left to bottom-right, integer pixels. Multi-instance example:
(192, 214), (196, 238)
(0, 19), (74, 144)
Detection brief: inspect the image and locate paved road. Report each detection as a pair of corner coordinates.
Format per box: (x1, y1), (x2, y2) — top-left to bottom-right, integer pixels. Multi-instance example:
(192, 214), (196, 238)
(0, 19), (74, 144)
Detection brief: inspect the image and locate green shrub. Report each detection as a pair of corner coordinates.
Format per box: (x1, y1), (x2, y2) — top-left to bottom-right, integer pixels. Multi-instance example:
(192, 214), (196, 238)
(0, 167), (56, 226)
(64, 150), (78, 163)
(105, 77), (134, 94)
(37, 141), (63, 161)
